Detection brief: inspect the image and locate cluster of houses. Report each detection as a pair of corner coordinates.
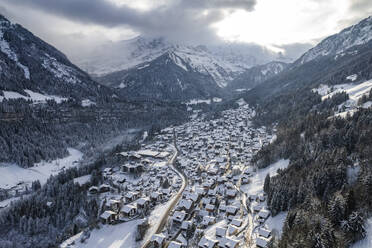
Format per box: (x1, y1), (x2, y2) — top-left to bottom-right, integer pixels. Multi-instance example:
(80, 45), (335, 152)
(87, 136), (183, 226)
(147, 105), (277, 248)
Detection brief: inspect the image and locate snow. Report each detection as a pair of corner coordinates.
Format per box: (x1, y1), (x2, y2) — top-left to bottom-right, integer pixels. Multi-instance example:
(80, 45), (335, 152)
(0, 90), (67, 104)
(362, 101), (372, 108)
(71, 220), (142, 248)
(352, 217), (372, 248)
(81, 99), (96, 107)
(242, 159), (290, 196)
(73, 175), (91, 185)
(0, 30), (30, 79)
(0, 148), (83, 190)
(264, 211), (287, 237)
(42, 54), (80, 84)
(312, 80), (372, 118)
(347, 74), (358, 82)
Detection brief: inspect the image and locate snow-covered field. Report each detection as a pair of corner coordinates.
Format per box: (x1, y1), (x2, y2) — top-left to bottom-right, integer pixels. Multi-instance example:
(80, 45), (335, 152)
(64, 219), (142, 248)
(186, 97), (223, 105)
(264, 211), (288, 237)
(0, 89), (67, 103)
(241, 159), (290, 196)
(352, 217), (372, 248)
(0, 148), (83, 189)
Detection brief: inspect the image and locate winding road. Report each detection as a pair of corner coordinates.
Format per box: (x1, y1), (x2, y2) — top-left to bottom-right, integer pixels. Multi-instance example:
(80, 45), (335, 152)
(141, 132), (188, 248)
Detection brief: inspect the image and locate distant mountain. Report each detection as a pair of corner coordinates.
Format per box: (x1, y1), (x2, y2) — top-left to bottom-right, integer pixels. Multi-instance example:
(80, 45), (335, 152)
(80, 36), (288, 101)
(296, 16), (372, 65)
(227, 61), (288, 92)
(0, 15), (111, 104)
(97, 51), (223, 101)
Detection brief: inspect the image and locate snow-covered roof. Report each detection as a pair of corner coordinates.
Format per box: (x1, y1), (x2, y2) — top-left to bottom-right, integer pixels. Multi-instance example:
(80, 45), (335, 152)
(258, 228), (271, 238)
(172, 211), (187, 222)
(198, 236), (219, 248)
(100, 210), (116, 219)
(218, 237), (239, 248)
(151, 234), (166, 244)
(256, 237), (270, 248)
(168, 241), (183, 248)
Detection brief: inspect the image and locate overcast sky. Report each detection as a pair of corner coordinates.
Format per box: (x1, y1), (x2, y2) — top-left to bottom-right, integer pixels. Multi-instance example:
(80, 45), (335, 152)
(1, 0), (371, 60)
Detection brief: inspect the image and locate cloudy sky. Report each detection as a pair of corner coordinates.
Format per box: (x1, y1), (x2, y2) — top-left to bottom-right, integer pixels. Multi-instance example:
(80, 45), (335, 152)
(1, 0), (371, 61)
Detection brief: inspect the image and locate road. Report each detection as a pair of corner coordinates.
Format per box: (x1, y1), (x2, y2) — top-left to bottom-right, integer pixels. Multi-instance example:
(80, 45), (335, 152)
(141, 132), (188, 248)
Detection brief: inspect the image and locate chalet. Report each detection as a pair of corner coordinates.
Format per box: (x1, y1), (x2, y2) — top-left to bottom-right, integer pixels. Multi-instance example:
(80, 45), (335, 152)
(218, 237), (239, 248)
(120, 204), (137, 218)
(198, 236), (219, 248)
(230, 218), (243, 227)
(178, 199), (193, 212)
(226, 189), (237, 198)
(253, 205), (262, 213)
(200, 216), (216, 228)
(88, 186), (99, 194)
(256, 237), (271, 248)
(258, 228), (271, 238)
(181, 220), (193, 232)
(172, 211), (187, 226)
(100, 210), (117, 224)
(107, 199), (122, 211)
(99, 184), (111, 193)
(226, 206), (238, 216)
(122, 163), (143, 174)
(205, 204), (215, 212)
(258, 210), (270, 222)
(103, 167), (113, 175)
(150, 192), (163, 203)
(136, 197), (150, 210)
(150, 233), (166, 248)
(215, 227), (227, 238)
(125, 192), (140, 203)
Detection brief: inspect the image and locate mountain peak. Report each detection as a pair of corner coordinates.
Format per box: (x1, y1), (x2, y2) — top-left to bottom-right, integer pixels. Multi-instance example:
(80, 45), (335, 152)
(297, 15), (372, 65)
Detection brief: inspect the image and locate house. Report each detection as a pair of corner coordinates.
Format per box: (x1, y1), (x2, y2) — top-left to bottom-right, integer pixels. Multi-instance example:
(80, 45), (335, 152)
(88, 186), (99, 194)
(150, 233), (166, 248)
(226, 206), (238, 216)
(198, 236), (219, 248)
(226, 189), (237, 198)
(136, 197), (150, 210)
(258, 228), (271, 238)
(125, 192), (140, 203)
(178, 199), (193, 212)
(218, 237), (239, 248)
(120, 204), (137, 218)
(100, 210), (117, 224)
(150, 192), (163, 203)
(181, 220), (193, 232)
(258, 210), (270, 222)
(107, 199), (122, 211)
(122, 163), (143, 174)
(172, 211), (187, 226)
(99, 184), (111, 193)
(200, 216), (216, 228)
(215, 227), (227, 238)
(253, 205), (262, 213)
(230, 218), (242, 227)
(256, 237), (271, 248)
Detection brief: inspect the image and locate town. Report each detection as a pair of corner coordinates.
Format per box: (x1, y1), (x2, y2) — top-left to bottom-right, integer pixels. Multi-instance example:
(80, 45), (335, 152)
(64, 102), (288, 248)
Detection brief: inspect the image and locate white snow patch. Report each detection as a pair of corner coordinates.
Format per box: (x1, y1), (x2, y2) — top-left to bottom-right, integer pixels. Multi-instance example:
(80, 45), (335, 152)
(242, 159), (290, 196)
(73, 175), (91, 186)
(0, 148), (83, 190)
(0, 90), (67, 104)
(81, 99), (96, 107)
(362, 101), (372, 108)
(264, 211), (287, 237)
(42, 54), (80, 84)
(212, 97), (222, 103)
(71, 220), (142, 248)
(346, 74), (358, 82)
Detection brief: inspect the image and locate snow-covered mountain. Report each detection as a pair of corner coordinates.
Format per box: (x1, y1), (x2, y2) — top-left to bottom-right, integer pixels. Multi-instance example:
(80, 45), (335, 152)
(227, 61), (288, 92)
(0, 15), (111, 103)
(80, 36), (268, 88)
(97, 50), (223, 101)
(297, 16), (372, 65)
